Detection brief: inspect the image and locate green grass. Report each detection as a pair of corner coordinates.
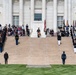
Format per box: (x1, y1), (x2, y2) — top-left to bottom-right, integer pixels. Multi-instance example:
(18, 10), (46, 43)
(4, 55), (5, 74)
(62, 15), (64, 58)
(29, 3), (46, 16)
(0, 65), (76, 75)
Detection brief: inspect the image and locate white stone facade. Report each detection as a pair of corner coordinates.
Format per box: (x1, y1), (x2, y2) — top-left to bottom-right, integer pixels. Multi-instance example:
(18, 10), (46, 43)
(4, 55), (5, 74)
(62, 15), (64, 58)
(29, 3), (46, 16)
(0, 0), (75, 37)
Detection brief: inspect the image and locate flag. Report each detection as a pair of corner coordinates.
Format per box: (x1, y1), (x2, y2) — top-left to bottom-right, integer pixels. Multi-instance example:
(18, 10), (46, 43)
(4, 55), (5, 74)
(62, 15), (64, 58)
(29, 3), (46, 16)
(44, 20), (46, 32)
(73, 20), (74, 26)
(75, 20), (76, 26)
(63, 20), (65, 26)
(66, 20), (69, 26)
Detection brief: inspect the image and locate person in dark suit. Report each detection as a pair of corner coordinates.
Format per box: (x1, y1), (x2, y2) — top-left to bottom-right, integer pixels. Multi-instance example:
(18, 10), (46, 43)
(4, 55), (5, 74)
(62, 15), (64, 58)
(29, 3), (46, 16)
(61, 51), (66, 65)
(15, 32), (19, 45)
(4, 52), (9, 64)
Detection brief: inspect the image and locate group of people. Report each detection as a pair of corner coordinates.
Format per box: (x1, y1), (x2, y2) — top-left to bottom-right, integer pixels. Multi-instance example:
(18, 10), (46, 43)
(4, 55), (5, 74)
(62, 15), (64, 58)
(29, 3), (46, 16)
(70, 25), (76, 52)
(36, 28), (54, 38)
(36, 25), (70, 38)
(45, 28), (54, 36)
(57, 25), (72, 46)
(7, 24), (30, 37)
(0, 24), (71, 65)
(58, 26), (70, 37)
(0, 25), (7, 52)
(5, 24), (30, 45)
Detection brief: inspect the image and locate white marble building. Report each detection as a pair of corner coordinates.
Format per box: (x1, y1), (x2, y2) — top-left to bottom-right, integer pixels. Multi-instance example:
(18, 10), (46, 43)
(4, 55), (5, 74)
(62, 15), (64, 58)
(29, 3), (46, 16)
(0, 0), (75, 37)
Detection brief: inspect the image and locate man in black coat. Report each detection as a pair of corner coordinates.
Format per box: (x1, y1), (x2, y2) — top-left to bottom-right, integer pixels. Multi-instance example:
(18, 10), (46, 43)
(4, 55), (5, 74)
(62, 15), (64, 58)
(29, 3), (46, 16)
(15, 32), (19, 45)
(4, 52), (9, 64)
(61, 51), (66, 65)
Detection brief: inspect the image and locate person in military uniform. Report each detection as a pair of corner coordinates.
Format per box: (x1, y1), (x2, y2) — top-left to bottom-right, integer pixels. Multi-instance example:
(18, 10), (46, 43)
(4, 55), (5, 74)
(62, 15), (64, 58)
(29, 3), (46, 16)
(37, 28), (41, 38)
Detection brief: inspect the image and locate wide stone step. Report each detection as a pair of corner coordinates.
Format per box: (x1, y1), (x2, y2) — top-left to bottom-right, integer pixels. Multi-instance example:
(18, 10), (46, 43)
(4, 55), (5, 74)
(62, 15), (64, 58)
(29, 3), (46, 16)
(0, 36), (75, 65)
(26, 65), (51, 68)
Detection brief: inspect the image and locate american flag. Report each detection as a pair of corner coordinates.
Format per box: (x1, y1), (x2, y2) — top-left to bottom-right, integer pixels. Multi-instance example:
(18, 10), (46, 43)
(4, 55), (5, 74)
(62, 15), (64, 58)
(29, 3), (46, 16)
(63, 20), (65, 26)
(73, 20), (74, 26)
(44, 20), (46, 32)
(75, 20), (76, 26)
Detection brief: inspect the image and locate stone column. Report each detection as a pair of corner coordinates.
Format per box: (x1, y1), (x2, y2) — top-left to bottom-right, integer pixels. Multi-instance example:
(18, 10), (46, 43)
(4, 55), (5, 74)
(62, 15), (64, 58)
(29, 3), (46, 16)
(41, 0), (46, 37)
(19, 0), (23, 26)
(31, 0), (34, 24)
(30, 0), (34, 37)
(42, 0), (46, 21)
(53, 0), (57, 33)
(9, 0), (12, 25)
(64, 0), (68, 25)
(3, 0), (6, 26)
(68, 0), (72, 26)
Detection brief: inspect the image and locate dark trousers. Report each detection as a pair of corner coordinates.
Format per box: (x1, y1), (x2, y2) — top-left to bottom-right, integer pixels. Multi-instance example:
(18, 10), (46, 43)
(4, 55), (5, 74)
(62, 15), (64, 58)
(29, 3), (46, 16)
(62, 59), (65, 65)
(0, 46), (2, 52)
(5, 59), (8, 64)
(27, 31), (30, 36)
(16, 39), (18, 45)
(38, 35), (40, 38)
(37, 33), (41, 38)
